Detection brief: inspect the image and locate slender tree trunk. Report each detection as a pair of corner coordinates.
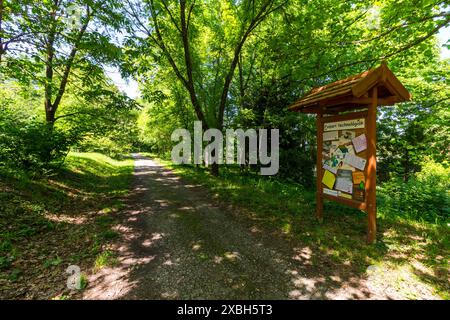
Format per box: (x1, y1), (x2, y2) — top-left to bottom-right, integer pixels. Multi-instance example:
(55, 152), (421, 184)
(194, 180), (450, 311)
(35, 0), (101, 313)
(44, 6), (90, 127)
(211, 163), (219, 176)
(44, 14), (56, 126)
(403, 150), (410, 182)
(0, 0), (4, 63)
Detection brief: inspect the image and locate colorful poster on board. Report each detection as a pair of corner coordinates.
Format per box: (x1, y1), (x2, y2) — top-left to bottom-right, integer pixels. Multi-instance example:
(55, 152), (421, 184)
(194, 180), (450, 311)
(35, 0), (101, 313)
(352, 171), (365, 184)
(321, 123), (367, 202)
(343, 154), (367, 171)
(335, 169), (353, 194)
(339, 192), (352, 199)
(323, 131), (338, 141)
(353, 186), (365, 201)
(322, 170), (336, 189)
(323, 188), (339, 197)
(352, 134), (367, 153)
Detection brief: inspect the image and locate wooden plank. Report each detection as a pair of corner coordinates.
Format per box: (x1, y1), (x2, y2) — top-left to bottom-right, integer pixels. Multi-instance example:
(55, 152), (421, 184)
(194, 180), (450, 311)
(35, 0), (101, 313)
(343, 96), (398, 106)
(322, 110), (368, 123)
(316, 111), (324, 222)
(307, 78), (360, 97)
(322, 105), (368, 115)
(289, 87), (353, 109)
(310, 69), (370, 94)
(384, 67), (412, 101)
(323, 194), (367, 210)
(366, 87), (378, 244)
(291, 94), (400, 113)
(352, 66), (382, 98)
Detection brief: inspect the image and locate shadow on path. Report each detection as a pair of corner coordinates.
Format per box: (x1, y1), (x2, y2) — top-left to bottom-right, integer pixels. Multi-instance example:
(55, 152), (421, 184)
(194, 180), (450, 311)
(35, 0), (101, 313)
(82, 154), (427, 300)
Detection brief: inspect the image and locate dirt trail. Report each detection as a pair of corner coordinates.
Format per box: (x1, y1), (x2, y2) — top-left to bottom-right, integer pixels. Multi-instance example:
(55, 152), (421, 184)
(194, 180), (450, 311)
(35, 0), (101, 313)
(81, 154), (413, 300)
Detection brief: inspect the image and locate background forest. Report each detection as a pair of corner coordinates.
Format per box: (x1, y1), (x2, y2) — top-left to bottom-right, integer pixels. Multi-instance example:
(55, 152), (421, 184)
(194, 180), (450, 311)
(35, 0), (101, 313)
(0, 0), (448, 299)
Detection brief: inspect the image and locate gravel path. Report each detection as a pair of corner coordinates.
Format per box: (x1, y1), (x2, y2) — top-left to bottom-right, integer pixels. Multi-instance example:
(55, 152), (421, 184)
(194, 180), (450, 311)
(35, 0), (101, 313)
(81, 154), (391, 300)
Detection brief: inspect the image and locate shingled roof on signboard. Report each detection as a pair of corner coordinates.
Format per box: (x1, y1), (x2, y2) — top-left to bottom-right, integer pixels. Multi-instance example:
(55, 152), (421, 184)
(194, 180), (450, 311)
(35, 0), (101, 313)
(289, 62), (411, 113)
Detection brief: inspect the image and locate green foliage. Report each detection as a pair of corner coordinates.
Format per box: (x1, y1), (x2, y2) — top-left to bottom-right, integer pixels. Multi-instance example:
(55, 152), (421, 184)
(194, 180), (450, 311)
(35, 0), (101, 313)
(0, 82), (72, 173)
(0, 108), (74, 173)
(128, 0), (449, 184)
(43, 257), (63, 268)
(76, 130), (138, 159)
(0, 0), (138, 171)
(0, 255), (14, 271)
(0, 0), (449, 299)
(0, 76), (139, 175)
(94, 250), (119, 270)
(0, 152), (133, 250)
(136, 90), (196, 155)
(232, 80), (317, 187)
(0, 152), (133, 296)
(154, 154), (449, 298)
(379, 159), (450, 222)
(79, 273), (89, 290)
(378, 59), (450, 182)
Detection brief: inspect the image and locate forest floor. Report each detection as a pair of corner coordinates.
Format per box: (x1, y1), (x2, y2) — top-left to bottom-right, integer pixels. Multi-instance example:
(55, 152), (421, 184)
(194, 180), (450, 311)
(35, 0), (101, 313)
(0, 153), (134, 299)
(82, 154), (448, 300)
(1, 153), (448, 299)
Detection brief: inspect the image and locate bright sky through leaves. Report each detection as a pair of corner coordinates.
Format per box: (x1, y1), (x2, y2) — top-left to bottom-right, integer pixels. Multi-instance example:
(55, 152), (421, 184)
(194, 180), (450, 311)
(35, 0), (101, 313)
(438, 25), (450, 59)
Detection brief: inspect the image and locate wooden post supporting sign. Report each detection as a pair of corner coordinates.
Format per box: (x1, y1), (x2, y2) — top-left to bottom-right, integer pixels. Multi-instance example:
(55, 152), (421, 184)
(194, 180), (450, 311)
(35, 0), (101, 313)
(366, 87), (378, 243)
(316, 110), (324, 222)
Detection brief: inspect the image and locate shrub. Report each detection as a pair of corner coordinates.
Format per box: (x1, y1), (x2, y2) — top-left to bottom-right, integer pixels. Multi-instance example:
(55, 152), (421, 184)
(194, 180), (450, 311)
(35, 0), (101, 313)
(0, 107), (73, 174)
(379, 159), (450, 222)
(75, 136), (134, 159)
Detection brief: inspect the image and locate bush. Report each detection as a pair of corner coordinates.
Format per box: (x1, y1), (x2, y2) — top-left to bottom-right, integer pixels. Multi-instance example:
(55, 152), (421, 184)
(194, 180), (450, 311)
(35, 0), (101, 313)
(0, 108), (73, 174)
(75, 136), (134, 159)
(379, 159), (450, 222)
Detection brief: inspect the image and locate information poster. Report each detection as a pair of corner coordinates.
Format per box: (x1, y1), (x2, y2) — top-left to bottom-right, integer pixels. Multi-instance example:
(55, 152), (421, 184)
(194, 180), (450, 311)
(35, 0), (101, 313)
(321, 118), (367, 202)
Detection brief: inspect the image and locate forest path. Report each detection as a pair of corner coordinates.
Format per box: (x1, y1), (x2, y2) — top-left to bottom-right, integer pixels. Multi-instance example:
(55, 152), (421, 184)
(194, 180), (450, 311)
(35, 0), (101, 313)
(82, 154), (378, 300)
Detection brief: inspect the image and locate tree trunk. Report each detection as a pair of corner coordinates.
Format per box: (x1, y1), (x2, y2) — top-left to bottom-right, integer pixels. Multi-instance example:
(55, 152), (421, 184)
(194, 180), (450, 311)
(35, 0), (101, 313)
(403, 150), (409, 182)
(45, 105), (56, 126)
(0, 0), (4, 63)
(211, 162), (219, 176)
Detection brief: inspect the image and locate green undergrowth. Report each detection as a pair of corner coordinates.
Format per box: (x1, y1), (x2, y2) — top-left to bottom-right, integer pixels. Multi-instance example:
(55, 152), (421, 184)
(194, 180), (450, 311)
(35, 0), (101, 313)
(0, 152), (134, 299)
(146, 153), (449, 299)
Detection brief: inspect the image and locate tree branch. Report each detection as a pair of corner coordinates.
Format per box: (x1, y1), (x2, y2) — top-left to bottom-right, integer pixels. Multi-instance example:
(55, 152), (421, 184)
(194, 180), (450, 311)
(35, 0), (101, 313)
(52, 6), (92, 111)
(217, 0), (284, 128)
(298, 16), (450, 86)
(161, 0), (182, 33)
(149, 0), (189, 89)
(179, 0), (208, 127)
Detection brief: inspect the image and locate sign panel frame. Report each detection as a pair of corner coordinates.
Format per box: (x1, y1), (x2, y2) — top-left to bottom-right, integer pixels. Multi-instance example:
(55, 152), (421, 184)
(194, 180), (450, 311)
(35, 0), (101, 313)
(315, 89), (378, 244)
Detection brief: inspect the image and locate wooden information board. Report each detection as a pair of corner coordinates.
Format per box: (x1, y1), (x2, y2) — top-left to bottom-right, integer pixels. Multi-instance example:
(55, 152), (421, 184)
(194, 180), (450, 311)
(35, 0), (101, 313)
(317, 100), (378, 244)
(320, 114), (367, 204)
(288, 63), (411, 244)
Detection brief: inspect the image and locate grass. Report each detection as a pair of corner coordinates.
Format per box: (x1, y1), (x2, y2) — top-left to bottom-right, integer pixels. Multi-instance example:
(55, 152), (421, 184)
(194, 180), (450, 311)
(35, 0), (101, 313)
(0, 152), (134, 299)
(1, 151), (447, 299)
(94, 250), (119, 271)
(147, 153), (449, 300)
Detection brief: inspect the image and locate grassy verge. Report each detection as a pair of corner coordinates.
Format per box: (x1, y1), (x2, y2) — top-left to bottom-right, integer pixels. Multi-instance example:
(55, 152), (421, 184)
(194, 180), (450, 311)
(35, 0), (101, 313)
(146, 153), (449, 299)
(0, 152), (134, 299)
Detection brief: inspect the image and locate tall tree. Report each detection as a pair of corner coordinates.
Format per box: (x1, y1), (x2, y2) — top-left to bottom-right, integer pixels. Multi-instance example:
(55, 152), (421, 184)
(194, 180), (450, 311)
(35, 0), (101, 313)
(3, 0), (127, 126)
(125, 0), (285, 174)
(126, 0), (449, 175)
